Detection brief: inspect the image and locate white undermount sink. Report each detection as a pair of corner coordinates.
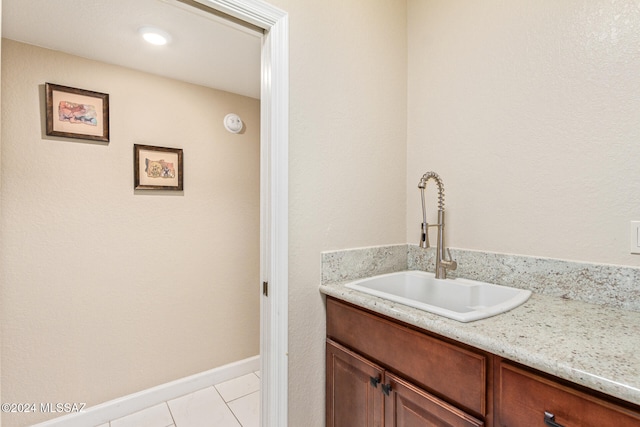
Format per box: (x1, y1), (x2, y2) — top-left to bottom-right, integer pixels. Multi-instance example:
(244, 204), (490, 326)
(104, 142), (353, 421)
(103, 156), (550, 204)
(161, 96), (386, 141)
(344, 270), (531, 322)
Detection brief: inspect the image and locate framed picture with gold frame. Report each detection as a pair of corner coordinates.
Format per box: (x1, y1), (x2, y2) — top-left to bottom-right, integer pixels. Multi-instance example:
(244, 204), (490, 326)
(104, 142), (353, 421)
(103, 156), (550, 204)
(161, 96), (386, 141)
(134, 144), (183, 191)
(45, 83), (109, 142)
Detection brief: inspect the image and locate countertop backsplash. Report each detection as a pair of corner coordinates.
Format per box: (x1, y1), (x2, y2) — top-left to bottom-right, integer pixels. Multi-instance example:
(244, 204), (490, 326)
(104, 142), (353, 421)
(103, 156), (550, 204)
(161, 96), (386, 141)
(321, 244), (640, 313)
(320, 244), (408, 285)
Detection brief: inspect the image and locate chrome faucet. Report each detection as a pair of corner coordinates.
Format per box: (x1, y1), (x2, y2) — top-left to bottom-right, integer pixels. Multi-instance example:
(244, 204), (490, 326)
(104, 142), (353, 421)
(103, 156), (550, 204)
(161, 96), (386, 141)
(418, 172), (457, 279)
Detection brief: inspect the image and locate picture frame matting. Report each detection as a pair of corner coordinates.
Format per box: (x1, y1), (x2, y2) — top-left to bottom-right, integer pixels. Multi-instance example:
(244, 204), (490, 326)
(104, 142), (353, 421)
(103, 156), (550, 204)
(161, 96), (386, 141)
(45, 82), (110, 142)
(134, 144), (184, 191)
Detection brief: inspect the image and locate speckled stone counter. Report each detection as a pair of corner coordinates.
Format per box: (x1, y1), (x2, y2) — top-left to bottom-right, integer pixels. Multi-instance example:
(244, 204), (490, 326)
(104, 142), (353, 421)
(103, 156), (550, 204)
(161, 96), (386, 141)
(319, 245), (640, 407)
(320, 282), (640, 406)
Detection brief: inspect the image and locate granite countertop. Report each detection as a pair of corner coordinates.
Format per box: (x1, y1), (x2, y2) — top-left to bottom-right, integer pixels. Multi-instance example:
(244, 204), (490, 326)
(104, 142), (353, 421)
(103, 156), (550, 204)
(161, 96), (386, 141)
(320, 280), (640, 406)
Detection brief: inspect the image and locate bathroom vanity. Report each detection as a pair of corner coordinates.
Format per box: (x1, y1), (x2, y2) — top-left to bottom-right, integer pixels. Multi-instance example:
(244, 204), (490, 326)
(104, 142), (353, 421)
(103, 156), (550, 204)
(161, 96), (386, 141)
(323, 293), (640, 427)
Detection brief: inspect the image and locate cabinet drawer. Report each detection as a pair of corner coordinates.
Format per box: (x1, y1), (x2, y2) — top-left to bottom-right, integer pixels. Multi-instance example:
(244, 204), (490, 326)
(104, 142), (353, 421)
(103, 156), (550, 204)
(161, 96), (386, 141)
(327, 297), (487, 416)
(496, 362), (640, 427)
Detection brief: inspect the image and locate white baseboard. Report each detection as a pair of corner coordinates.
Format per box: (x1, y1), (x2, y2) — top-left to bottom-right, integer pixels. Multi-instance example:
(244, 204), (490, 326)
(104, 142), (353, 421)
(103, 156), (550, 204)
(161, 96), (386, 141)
(31, 355), (260, 427)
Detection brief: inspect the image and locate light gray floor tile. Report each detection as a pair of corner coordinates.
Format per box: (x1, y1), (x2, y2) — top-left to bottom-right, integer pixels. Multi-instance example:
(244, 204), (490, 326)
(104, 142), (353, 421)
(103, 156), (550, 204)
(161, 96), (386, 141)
(168, 386), (240, 427)
(110, 403), (174, 427)
(228, 391), (259, 427)
(215, 373), (260, 403)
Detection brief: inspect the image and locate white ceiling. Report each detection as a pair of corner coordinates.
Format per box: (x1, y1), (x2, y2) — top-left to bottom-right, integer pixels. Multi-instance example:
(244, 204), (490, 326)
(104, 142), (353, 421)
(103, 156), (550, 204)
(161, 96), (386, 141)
(1, 0), (262, 99)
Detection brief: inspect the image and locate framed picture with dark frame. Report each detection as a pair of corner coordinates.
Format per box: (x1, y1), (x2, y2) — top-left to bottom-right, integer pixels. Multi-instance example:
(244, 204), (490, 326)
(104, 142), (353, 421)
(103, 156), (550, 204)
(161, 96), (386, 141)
(45, 83), (110, 142)
(134, 144), (184, 191)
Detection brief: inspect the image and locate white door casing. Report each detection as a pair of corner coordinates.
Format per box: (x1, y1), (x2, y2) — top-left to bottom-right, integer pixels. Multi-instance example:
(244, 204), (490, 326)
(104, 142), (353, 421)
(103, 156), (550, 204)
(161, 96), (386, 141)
(191, 1), (289, 427)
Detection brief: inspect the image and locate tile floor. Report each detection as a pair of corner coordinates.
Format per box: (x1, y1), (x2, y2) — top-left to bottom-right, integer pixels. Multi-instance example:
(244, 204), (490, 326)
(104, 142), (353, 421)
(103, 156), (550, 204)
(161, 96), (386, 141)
(96, 371), (260, 427)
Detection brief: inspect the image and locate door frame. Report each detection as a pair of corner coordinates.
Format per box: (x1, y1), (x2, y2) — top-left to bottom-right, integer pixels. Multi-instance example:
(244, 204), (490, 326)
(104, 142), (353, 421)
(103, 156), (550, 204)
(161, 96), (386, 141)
(194, 1), (289, 426)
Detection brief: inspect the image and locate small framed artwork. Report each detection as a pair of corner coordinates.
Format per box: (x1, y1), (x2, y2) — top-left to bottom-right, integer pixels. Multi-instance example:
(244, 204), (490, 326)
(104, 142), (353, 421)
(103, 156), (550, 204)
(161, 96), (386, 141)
(45, 83), (110, 142)
(134, 144), (184, 191)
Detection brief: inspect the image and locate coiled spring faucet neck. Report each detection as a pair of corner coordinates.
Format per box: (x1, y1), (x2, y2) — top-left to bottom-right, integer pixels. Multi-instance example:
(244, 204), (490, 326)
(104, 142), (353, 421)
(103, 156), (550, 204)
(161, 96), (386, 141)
(418, 171), (456, 279)
(418, 172), (445, 210)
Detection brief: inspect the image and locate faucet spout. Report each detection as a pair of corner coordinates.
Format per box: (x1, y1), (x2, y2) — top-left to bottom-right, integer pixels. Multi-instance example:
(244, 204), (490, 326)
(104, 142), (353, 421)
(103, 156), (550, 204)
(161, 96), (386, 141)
(418, 172), (457, 279)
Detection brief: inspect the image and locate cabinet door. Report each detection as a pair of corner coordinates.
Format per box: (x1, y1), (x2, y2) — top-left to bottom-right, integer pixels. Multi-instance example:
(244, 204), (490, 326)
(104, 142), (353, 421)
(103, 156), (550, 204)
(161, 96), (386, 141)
(327, 339), (384, 427)
(384, 372), (484, 427)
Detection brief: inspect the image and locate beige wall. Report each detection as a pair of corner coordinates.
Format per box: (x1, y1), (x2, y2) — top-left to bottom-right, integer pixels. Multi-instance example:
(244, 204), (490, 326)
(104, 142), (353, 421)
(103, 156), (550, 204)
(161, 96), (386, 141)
(407, 0), (640, 267)
(268, 0), (408, 425)
(0, 39), (260, 426)
(278, 0), (640, 425)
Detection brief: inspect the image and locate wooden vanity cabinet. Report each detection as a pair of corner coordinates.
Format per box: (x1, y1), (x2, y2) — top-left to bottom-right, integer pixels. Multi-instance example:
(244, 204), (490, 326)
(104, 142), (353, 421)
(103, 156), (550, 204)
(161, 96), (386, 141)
(327, 297), (487, 427)
(327, 339), (483, 427)
(327, 296), (640, 427)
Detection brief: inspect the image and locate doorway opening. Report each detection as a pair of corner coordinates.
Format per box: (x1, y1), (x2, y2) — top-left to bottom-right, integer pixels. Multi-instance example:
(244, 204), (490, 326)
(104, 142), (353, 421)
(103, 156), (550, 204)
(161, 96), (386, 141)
(0, 0), (288, 426)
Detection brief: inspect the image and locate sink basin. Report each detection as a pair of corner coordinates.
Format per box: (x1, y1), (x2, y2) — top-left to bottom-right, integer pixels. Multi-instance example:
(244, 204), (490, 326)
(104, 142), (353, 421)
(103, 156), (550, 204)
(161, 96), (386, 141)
(344, 270), (531, 322)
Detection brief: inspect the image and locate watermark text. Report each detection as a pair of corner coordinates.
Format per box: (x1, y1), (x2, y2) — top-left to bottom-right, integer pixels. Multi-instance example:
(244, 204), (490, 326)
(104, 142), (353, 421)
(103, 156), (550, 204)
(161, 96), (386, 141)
(1, 402), (86, 413)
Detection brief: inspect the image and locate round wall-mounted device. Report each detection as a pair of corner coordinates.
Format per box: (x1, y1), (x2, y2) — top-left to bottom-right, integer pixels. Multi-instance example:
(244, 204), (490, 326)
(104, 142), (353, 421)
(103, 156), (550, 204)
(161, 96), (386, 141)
(224, 113), (243, 134)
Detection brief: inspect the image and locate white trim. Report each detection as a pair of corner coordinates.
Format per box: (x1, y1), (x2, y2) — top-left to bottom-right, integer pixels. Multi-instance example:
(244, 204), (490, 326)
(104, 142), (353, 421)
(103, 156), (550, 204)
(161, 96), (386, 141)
(190, 1), (289, 427)
(31, 356), (260, 427)
(196, 0), (285, 28)
(260, 13), (289, 427)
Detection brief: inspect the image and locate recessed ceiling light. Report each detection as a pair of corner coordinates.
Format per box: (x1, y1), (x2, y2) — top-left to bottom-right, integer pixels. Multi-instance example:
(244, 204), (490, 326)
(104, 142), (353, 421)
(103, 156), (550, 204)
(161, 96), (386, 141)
(138, 27), (172, 46)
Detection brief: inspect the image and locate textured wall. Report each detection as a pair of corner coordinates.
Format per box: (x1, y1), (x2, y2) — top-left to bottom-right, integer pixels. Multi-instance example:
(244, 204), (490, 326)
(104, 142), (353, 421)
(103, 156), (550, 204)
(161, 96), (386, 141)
(268, 0), (408, 425)
(407, 0), (640, 267)
(1, 40), (260, 426)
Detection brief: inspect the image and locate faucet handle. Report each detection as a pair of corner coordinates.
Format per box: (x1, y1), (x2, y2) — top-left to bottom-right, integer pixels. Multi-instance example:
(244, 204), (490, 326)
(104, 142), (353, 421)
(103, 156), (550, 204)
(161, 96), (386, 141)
(444, 248), (457, 271)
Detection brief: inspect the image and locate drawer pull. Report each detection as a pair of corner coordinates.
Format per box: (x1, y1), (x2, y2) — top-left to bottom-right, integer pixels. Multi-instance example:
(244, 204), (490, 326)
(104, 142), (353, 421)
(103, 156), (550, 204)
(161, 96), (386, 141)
(370, 376), (380, 388)
(544, 412), (565, 427)
(381, 383), (392, 396)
